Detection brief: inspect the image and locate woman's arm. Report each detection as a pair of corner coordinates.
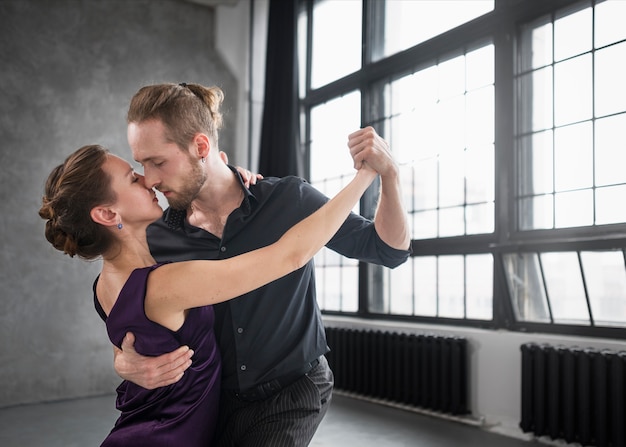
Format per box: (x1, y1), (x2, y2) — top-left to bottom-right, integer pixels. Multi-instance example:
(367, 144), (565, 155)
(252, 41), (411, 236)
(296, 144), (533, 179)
(146, 167), (377, 323)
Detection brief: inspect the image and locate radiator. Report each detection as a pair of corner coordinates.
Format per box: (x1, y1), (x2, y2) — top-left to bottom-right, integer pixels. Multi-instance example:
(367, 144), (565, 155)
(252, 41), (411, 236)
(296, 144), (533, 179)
(324, 327), (469, 416)
(520, 343), (626, 447)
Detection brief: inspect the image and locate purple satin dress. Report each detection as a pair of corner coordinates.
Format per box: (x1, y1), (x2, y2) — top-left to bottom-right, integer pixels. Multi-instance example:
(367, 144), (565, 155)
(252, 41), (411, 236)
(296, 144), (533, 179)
(93, 263), (221, 447)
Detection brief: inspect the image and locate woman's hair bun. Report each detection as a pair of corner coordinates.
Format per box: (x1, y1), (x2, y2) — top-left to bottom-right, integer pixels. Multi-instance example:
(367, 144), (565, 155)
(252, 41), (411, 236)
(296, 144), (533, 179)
(39, 145), (115, 260)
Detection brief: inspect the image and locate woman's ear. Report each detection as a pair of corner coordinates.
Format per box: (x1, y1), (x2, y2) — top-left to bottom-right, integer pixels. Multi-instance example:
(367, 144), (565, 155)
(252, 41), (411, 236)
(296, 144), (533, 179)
(90, 206), (118, 228)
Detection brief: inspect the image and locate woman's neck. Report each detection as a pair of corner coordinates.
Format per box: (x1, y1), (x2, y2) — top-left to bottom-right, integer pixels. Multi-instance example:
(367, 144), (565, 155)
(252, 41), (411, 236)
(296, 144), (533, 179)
(97, 238), (155, 316)
(102, 239), (155, 274)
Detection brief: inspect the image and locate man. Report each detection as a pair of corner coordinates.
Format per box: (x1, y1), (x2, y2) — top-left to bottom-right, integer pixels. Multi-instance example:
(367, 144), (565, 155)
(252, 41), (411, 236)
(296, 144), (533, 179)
(114, 82), (411, 446)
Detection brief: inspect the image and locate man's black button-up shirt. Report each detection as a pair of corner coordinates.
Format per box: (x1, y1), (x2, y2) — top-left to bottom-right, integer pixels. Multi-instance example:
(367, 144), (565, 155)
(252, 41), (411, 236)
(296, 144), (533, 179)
(146, 169), (410, 392)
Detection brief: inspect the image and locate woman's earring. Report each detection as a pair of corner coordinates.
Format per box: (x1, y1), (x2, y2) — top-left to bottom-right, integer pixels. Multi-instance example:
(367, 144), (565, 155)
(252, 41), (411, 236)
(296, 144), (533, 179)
(117, 222), (123, 230)
(201, 157), (206, 163)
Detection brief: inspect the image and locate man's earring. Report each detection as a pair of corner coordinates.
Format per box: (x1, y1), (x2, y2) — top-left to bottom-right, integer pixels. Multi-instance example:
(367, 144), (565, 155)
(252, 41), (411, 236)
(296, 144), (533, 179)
(117, 222), (123, 230)
(201, 157), (206, 163)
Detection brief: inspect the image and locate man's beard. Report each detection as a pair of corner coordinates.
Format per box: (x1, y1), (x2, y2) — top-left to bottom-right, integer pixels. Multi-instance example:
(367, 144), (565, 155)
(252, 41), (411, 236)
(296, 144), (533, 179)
(164, 161), (206, 210)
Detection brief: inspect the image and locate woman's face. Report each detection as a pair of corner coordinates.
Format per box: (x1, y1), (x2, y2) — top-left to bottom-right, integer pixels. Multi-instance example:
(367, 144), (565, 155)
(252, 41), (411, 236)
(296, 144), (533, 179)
(102, 154), (163, 230)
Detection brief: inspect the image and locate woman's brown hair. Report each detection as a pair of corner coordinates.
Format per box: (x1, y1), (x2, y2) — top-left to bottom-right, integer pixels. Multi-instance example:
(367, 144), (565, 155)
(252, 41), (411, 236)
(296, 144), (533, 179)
(127, 82), (224, 152)
(39, 145), (116, 260)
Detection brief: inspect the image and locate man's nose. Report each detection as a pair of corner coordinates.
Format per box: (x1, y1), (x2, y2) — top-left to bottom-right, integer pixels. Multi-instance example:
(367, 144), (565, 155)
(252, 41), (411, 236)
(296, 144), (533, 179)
(142, 168), (160, 189)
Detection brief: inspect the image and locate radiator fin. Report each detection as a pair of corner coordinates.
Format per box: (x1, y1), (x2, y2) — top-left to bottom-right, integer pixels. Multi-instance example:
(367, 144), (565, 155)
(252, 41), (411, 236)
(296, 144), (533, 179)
(520, 343), (626, 447)
(325, 328), (469, 416)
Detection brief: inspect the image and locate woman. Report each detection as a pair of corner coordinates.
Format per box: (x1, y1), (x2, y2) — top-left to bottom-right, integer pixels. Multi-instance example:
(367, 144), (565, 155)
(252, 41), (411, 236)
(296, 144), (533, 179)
(39, 144), (376, 446)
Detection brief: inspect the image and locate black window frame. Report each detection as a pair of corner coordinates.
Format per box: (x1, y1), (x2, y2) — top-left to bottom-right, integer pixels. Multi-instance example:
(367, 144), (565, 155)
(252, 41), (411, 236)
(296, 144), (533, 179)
(298, 0), (626, 340)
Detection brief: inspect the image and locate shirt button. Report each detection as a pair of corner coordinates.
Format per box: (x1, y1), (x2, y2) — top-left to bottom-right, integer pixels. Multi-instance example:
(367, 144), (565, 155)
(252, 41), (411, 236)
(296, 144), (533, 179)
(220, 246), (226, 252)
(237, 327), (244, 334)
(240, 364), (247, 371)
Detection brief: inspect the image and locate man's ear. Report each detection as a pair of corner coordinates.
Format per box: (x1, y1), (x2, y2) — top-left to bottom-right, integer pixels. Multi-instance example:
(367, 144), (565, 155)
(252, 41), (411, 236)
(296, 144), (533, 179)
(90, 206), (118, 228)
(193, 133), (211, 160)
(219, 151), (229, 164)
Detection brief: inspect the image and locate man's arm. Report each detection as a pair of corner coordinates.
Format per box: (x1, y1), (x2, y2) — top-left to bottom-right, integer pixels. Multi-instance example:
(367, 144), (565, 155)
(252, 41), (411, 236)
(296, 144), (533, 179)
(113, 332), (194, 389)
(348, 127), (411, 251)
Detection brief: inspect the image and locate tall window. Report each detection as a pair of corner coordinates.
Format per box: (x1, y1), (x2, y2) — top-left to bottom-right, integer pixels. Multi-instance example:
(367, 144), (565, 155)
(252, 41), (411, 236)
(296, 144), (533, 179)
(298, 0), (626, 338)
(309, 92), (362, 312)
(507, 0), (626, 329)
(515, 1), (626, 231)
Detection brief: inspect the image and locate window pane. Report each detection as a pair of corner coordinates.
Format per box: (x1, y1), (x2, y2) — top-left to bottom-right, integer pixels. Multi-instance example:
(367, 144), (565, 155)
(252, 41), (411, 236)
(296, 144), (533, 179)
(554, 122), (592, 191)
(314, 248), (358, 313)
(390, 75), (419, 116)
(554, 54), (592, 126)
(596, 185), (626, 225)
(595, 113), (626, 186)
(439, 154), (464, 207)
(413, 210), (438, 240)
(580, 250), (626, 327)
(466, 87), (494, 148)
(519, 21), (552, 71)
(314, 176), (343, 203)
(517, 67), (553, 133)
(438, 55), (465, 99)
(466, 202), (494, 235)
(318, 265), (341, 311)
(555, 189), (593, 228)
(518, 130), (554, 196)
(411, 68), (440, 159)
(413, 158), (438, 211)
(310, 92), (361, 183)
(340, 267), (359, 313)
(504, 253), (551, 323)
(297, 10), (307, 98)
(466, 254), (493, 320)
(438, 256), (465, 318)
(389, 261), (413, 315)
(519, 195), (554, 230)
(439, 207), (465, 237)
(398, 164), (414, 237)
(390, 113), (421, 165)
(541, 252), (590, 324)
(465, 145), (494, 203)
(438, 96), (465, 152)
(554, 6), (591, 61)
(311, 0), (362, 88)
(466, 45), (494, 90)
(594, 0), (626, 48)
(381, 0), (493, 59)
(414, 256), (437, 316)
(595, 41), (626, 118)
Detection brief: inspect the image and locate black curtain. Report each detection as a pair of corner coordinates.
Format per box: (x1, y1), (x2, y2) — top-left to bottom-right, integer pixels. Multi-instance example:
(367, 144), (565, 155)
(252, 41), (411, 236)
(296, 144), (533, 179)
(258, 0), (303, 178)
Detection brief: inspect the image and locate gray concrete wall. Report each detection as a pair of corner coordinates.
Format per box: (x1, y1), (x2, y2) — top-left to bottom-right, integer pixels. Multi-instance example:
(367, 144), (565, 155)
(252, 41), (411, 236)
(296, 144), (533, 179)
(0, 0), (239, 408)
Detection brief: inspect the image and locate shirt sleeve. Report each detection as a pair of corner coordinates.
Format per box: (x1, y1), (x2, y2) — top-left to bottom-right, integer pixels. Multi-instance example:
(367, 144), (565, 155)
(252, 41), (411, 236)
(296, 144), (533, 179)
(298, 180), (411, 269)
